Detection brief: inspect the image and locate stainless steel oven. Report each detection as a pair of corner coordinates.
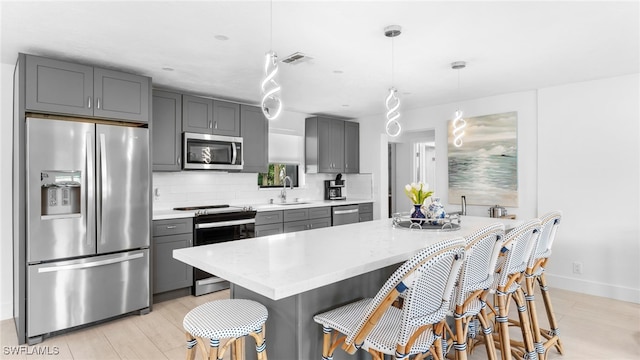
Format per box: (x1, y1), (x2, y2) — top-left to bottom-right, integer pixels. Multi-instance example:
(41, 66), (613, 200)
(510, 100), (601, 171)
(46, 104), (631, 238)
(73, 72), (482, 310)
(183, 132), (243, 170)
(174, 205), (256, 296)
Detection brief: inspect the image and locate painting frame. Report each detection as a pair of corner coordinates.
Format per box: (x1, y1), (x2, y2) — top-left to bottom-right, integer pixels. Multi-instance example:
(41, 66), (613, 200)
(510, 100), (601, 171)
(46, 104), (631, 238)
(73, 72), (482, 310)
(447, 111), (518, 207)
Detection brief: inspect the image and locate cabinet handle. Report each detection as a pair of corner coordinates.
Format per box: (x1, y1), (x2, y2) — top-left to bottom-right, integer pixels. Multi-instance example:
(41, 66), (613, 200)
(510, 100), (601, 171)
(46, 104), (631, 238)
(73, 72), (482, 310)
(166, 225), (177, 229)
(209, 121), (213, 129)
(97, 97), (101, 109)
(87, 96), (92, 109)
(214, 121), (218, 129)
(177, 156), (181, 165)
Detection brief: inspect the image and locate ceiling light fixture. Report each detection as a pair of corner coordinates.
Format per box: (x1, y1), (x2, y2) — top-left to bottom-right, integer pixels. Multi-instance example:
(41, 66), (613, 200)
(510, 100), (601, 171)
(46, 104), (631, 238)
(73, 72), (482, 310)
(451, 61), (467, 147)
(261, 0), (282, 120)
(384, 25), (402, 137)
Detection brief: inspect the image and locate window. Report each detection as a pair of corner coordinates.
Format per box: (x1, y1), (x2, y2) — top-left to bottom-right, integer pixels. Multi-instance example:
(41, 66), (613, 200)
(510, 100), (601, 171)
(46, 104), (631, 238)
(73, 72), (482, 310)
(258, 164), (299, 188)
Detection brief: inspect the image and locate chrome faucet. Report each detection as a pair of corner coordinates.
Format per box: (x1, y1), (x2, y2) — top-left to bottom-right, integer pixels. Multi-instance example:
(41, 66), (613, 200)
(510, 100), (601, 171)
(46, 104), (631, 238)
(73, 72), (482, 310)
(280, 176), (293, 203)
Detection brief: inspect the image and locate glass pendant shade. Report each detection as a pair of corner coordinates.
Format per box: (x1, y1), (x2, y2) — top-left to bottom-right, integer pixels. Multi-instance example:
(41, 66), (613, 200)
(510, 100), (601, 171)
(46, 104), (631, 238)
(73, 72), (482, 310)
(385, 87), (401, 137)
(452, 109), (466, 147)
(261, 51), (282, 120)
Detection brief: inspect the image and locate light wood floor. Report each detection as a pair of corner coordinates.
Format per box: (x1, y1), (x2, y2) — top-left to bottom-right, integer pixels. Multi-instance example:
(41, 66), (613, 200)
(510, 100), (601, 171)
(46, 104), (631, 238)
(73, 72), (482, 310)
(1, 287), (638, 359)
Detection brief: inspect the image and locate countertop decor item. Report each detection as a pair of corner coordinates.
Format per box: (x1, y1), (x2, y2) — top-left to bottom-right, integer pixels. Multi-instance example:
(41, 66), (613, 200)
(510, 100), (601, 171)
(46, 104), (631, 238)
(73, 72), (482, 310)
(426, 196), (447, 224)
(403, 181), (433, 206)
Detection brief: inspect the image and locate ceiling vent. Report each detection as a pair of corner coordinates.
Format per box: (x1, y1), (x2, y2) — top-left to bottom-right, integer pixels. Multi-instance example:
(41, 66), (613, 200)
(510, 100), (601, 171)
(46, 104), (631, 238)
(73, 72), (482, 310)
(281, 52), (313, 65)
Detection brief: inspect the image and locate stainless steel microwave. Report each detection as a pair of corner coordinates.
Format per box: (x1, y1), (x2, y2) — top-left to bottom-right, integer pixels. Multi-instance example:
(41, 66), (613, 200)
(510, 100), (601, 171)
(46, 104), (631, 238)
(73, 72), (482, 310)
(183, 132), (243, 170)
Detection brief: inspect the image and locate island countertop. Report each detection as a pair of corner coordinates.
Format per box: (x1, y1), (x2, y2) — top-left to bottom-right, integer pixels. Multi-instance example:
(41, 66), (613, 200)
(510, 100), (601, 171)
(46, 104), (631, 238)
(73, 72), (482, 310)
(173, 215), (520, 300)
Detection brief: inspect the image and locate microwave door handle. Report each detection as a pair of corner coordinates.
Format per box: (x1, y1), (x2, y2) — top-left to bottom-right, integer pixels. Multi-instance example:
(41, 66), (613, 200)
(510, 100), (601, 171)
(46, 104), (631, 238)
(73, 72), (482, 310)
(231, 142), (237, 165)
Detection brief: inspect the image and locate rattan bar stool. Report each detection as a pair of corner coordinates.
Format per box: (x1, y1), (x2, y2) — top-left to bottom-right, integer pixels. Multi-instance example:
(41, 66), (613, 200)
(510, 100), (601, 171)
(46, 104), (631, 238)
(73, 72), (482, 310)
(446, 223), (505, 360)
(313, 237), (466, 360)
(524, 211), (563, 360)
(183, 299), (268, 360)
(482, 218), (542, 360)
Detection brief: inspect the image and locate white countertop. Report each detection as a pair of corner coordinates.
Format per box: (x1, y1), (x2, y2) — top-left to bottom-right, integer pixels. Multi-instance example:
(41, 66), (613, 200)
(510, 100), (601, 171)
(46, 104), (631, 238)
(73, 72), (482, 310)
(173, 215), (521, 300)
(153, 199), (373, 220)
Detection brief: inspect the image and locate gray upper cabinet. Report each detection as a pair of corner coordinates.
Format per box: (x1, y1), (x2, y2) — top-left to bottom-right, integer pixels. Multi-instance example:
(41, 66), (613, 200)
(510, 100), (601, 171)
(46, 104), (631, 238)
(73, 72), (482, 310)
(240, 105), (268, 173)
(344, 121), (359, 173)
(213, 100), (240, 137)
(182, 95), (240, 136)
(306, 116), (360, 174)
(152, 90), (182, 171)
(182, 94), (212, 133)
(25, 54), (150, 123)
(93, 68), (150, 122)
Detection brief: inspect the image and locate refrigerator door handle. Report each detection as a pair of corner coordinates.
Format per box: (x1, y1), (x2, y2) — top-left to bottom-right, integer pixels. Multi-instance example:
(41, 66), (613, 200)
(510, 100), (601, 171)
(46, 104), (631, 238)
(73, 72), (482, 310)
(97, 133), (107, 245)
(37, 252), (145, 273)
(86, 133), (95, 247)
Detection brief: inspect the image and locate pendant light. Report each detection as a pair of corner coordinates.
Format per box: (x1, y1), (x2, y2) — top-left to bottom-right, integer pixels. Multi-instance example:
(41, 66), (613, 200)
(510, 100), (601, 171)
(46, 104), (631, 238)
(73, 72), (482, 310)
(384, 25), (402, 137)
(261, 0), (282, 120)
(451, 61), (467, 147)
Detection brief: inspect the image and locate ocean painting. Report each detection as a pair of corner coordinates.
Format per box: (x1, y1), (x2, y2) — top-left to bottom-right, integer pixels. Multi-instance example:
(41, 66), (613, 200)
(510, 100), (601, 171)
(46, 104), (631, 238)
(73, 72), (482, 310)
(448, 111), (518, 207)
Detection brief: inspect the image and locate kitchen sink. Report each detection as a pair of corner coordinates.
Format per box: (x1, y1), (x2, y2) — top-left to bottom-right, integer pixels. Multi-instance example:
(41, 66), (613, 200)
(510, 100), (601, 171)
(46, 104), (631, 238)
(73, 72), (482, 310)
(276, 201), (310, 206)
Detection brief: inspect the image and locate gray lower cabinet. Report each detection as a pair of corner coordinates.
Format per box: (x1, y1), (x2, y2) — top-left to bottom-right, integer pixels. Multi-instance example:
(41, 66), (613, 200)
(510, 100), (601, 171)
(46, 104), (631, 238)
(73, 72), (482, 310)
(283, 206), (331, 233)
(152, 90), (182, 171)
(359, 202), (373, 222)
(255, 211), (284, 237)
(182, 94), (240, 136)
(240, 105), (268, 173)
(152, 218), (193, 294)
(24, 53), (150, 123)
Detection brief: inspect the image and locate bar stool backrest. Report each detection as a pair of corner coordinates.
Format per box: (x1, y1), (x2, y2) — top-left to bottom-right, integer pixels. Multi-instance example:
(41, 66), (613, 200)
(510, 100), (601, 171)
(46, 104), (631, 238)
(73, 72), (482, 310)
(529, 211), (562, 267)
(344, 237), (466, 350)
(453, 223), (506, 307)
(496, 219), (542, 287)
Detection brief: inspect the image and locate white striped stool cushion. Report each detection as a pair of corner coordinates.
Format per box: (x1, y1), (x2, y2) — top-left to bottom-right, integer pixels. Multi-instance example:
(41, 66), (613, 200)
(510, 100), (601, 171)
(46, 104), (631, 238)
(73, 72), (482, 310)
(183, 299), (268, 339)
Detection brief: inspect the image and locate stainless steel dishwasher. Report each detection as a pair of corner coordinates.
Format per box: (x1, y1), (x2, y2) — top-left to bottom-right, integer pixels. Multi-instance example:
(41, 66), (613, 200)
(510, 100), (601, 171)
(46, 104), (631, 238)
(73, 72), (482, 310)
(332, 205), (360, 225)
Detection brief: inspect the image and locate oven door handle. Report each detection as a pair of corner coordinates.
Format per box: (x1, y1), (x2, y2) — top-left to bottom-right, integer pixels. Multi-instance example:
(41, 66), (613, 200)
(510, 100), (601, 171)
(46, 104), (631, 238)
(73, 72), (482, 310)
(195, 218), (256, 229)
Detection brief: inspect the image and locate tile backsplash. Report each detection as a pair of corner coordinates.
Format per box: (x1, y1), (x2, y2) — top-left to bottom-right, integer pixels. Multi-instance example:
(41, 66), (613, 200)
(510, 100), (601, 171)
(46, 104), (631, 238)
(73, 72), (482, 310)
(152, 171), (373, 211)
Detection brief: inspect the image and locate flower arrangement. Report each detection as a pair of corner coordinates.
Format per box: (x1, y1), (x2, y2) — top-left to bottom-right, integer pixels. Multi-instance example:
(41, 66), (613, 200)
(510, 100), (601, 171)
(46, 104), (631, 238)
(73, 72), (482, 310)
(404, 182), (433, 205)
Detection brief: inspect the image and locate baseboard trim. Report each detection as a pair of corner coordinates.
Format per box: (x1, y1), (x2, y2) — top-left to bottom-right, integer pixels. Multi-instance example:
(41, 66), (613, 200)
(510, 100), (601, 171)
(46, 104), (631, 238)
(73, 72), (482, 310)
(545, 273), (640, 304)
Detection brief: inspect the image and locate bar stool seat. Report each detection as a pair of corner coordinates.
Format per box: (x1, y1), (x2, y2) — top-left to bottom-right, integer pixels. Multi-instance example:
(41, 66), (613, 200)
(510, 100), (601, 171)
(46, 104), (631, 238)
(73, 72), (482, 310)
(183, 299), (268, 360)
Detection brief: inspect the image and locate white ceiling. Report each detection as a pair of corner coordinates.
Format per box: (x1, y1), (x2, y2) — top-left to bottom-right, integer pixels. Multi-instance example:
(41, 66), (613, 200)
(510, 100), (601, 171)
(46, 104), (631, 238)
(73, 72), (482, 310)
(2, 0), (638, 119)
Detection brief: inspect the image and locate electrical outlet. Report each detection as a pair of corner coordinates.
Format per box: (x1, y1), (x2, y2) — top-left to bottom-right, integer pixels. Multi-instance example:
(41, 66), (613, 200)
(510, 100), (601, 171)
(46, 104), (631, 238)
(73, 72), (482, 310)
(572, 261), (583, 274)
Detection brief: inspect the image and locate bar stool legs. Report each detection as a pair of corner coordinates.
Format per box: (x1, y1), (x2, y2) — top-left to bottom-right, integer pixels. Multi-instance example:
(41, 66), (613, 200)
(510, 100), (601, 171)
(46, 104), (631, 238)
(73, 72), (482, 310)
(184, 325), (267, 360)
(526, 270), (563, 360)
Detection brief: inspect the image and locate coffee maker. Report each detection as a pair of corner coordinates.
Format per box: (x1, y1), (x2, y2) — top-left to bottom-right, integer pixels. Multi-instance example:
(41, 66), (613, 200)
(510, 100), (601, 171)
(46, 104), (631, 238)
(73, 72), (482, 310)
(324, 174), (346, 200)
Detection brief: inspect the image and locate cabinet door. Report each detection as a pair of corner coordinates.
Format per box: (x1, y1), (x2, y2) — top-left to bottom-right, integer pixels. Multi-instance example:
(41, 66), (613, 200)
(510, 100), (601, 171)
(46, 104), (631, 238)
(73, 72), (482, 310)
(344, 121), (359, 173)
(283, 219), (310, 233)
(152, 90), (182, 171)
(308, 217), (331, 230)
(182, 94), (213, 133)
(94, 68), (150, 123)
(212, 100), (240, 136)
(153, 234), (193, 294)
(240, 105), (268, 173)
(329, 119), (345, 172)
(255, 223), (283, 237)
(25, 55), (93, 116)
(317, 118), (333, 173)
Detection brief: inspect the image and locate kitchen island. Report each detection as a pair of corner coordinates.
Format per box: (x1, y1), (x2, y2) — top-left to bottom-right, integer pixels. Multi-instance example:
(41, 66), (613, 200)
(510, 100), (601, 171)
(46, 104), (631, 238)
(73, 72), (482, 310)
(173, 215), (521, 360)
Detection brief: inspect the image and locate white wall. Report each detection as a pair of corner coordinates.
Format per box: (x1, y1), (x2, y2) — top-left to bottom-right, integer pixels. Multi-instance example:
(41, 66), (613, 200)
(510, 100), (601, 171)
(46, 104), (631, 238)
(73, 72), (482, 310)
(358, 76), (639, 303)
(538, 74), (640, 302)
(1, 62), (14, 320)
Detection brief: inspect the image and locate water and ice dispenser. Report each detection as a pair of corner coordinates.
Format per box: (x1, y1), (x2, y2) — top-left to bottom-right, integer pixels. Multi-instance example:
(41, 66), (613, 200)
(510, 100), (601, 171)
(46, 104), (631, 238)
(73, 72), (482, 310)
(40, 171), (81, 217)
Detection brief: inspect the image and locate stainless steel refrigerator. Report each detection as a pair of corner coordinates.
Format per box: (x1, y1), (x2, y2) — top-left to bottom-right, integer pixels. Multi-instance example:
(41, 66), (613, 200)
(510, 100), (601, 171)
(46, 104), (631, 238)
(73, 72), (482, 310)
(25, 117), (150, 341)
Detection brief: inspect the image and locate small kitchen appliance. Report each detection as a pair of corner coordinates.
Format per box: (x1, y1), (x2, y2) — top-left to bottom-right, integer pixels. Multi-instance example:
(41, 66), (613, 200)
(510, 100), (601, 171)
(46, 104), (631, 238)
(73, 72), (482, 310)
(324, 174), (347, 200)
(489, 204), (508, 218)
(183, 132), (243, 170)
